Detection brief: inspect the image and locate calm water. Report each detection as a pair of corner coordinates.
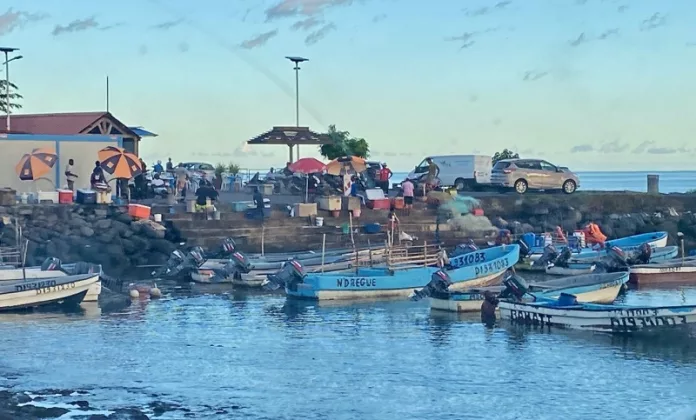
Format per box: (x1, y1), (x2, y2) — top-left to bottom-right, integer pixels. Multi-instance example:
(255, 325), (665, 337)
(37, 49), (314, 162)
(2, 285), (696, 419)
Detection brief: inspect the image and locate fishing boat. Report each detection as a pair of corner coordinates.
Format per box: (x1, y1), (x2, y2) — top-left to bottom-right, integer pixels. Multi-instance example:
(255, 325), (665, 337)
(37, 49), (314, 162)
(417, 271), (629, 312)
(629, 257), (696, 285)
(526, 231), (668, 261)
(545, 246), (679, 276)
(263, 244), (520, 300)
(0, 273), (100, 311)
(0, 258), (103, 302)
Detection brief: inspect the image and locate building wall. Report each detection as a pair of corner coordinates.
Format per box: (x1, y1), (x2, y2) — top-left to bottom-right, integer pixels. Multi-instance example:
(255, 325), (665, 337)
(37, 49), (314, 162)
(0, 134), (122, 193)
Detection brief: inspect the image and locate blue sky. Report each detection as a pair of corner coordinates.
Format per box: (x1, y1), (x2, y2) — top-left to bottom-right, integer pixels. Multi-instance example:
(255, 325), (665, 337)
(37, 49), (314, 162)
(2, 0), (696, 171)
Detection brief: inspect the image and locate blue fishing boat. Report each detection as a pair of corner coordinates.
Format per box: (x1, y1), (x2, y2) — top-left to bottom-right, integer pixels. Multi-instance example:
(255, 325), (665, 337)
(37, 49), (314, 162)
(545, 246), (679, 276)
(525, 231), (668, 260)
(263, 244), (520, 300)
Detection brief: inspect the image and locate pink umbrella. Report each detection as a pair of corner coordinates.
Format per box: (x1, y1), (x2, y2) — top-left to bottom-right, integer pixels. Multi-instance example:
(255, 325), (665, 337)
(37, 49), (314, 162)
(288, 158), (326, 202)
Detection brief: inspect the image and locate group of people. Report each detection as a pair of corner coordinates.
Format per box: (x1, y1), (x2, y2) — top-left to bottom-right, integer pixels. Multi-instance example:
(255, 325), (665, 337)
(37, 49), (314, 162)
(64, 158), (114, 192)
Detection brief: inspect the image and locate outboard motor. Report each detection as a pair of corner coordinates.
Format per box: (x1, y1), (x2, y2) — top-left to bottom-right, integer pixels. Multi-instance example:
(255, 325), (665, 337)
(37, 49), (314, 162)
(450, 240), (478, 259)
(627, 242), (652, 265)
(40, 257), (62, 271)
(225, 252), (253, 278)
(532, 244), (558, 267)
(516, 239), (531, 260)
(217, 238), (237, 258)
(595, 245), (629, 273)
(410, 270), (453, 301)
(153, 249), (188, 277)
(188, 246), (206, 267)
(499, 270), (530, 301)
(553, 247), (572, 268)
(263, 260), (307, 291)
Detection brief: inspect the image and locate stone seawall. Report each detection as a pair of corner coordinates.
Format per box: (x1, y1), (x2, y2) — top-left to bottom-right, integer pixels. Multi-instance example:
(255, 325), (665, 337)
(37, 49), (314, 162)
(0, 205), (181, 276)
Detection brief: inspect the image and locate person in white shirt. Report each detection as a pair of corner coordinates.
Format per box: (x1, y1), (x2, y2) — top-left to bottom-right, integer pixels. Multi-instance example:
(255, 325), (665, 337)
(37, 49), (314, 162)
(65, 159), (78, 191)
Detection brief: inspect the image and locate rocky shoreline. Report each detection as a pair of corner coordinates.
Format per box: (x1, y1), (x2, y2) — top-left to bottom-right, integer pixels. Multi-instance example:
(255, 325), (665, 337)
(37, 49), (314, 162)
(0, 204), (183, 278)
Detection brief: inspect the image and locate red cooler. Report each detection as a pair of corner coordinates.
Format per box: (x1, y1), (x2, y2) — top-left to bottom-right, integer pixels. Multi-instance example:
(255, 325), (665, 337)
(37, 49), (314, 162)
(58, 189), (74, 204)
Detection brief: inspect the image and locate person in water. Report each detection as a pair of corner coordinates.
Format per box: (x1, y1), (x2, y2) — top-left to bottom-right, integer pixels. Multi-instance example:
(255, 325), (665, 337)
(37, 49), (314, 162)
(480, 290), (498, 327)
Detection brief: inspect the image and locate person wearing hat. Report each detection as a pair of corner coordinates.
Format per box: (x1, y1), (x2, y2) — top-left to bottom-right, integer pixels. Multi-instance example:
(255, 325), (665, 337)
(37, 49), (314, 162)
(378, 162), (393, 195)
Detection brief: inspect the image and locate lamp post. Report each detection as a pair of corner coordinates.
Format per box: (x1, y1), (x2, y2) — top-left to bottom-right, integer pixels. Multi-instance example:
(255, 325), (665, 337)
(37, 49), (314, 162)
(1, 47), (22, 132)
(285, 56), (308, 161)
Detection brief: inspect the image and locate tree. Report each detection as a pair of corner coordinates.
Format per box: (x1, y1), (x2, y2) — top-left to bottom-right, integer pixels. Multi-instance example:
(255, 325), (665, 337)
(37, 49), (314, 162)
(318, 124), (370, 160)
(492, 148), (519, 163)
(0, 80), (23, 113)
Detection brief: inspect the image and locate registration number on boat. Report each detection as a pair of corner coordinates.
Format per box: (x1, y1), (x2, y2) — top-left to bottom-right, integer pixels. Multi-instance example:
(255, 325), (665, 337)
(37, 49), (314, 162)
(474, 258), (509, 276)
(610, 316), (687, 329)
(509, 310), (553, 326)
(14, 280), (57, 293)
(36, 282), (77, 295)
(450, 252), (487, 268)
(658, 267), (682, 273)
(336, 277), (377, 288)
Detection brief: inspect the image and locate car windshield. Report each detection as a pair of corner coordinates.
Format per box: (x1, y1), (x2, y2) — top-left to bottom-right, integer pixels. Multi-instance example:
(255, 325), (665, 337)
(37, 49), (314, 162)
(199, 164), (214, 170)
(414, 159), (430, 173)
(493, 161), (510, 171)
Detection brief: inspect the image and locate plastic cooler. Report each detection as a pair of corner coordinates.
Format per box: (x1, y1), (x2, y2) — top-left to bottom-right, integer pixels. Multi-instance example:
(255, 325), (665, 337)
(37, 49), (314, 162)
(128, 204), (151, 219)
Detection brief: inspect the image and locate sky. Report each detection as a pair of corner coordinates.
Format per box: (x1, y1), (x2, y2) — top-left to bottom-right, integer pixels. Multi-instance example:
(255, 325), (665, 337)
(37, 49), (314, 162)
(2, 0), (696, 171)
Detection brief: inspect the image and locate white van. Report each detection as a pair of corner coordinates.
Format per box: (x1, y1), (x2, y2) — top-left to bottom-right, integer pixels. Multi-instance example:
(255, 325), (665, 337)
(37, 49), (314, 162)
(406, 155), (492, 190)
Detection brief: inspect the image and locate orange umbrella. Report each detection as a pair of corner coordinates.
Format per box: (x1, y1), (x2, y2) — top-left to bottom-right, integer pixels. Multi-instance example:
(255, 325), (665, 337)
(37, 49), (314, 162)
(325, 156), (367, 176)
(98, 146), (143, 179)
(15, 147), (58, 180)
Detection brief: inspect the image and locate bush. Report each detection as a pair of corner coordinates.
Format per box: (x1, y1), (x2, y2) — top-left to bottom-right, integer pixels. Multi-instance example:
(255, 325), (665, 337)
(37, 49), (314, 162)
(214, 163), (227, 177)
(227, 163), (241, 175)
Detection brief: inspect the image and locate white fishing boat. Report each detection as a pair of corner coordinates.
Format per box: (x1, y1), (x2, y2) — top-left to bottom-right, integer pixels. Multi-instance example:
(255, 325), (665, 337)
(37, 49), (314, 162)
(0, 259), (102, 302)
(0, 273), (100, 311)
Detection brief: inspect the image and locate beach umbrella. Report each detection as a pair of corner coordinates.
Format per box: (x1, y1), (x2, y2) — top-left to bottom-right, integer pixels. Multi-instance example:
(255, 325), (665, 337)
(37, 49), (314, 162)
(325, 156), (367, 176)
(98, 146), (143, 179)
(15, 147), (58, 181)
(288, 158), (327, 202)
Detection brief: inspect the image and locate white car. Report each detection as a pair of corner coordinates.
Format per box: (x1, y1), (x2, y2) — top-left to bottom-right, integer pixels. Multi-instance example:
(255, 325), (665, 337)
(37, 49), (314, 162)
(178, 162), (216, 180)
(406, 155), (492, 190)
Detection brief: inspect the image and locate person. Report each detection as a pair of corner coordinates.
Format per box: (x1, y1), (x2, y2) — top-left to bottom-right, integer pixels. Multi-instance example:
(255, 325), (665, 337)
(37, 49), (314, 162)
(151, 173), (168, 196)
(166, 158), (174, 172)
(253, 187), (265, 222)
(175, 167), (188, 198)
(65, 158), (78, 191)
(153, 160), (164, 174)
(195, 181), (218, 212)
(424, 157), (440, 195)
(378, 163), (393, 195)
(480, 290), (498, 327)
(265, 168), (276, 180)
(90, 161), (107, 190)
(402, 178), (414, 215)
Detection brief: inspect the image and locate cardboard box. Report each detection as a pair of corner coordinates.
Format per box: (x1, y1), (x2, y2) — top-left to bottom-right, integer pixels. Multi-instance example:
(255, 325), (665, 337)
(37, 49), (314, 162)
(261, 184), (274, 195)
(38, 191), (59, 204)
(294, 202), (318, 217)
(317, 196), (341, 211)
(342, 196), (361, 211)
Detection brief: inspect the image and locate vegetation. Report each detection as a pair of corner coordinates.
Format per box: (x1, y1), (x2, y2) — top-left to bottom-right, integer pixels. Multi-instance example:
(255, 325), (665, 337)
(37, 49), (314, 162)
(214, 163), (227, 178)
(492, 148), (519, 164)
(227, 162), (241, 175)
(0, 80), (23, 113)
(318, 124), (370, 160)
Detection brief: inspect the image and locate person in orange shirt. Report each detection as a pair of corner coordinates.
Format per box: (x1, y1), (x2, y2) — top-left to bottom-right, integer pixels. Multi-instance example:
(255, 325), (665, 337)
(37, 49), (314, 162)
(378, 163), (393, 194)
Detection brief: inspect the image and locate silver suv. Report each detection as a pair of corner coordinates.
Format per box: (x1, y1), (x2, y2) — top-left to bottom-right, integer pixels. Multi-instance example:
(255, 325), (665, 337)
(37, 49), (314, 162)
(490, 158), (580, 194)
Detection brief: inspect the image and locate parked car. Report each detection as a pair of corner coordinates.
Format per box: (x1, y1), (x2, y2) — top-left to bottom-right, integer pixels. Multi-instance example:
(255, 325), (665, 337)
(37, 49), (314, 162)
(490, 158), (579, 194)
(177, 162), (216, 180)
(405, 155), (492, 191)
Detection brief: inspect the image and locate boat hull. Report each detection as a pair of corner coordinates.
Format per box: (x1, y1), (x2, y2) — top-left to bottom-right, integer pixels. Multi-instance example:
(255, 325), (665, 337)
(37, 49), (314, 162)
(498, 301), (696, 334)
(0, 268), (102, 302)
(629, 264), (696, 285)
(528, 232), (668, 259)
(286, 245), (519, 300)
(0, 274), (99, 311)
(545, 264), (595, 276)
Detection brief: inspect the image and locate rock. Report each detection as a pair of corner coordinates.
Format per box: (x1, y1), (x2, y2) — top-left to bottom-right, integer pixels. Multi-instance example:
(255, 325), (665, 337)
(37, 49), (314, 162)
(148, 401), (182, 416)
(491, 216), (508, 229)
(80, 226), (95, 237)
(94, 219), (112, 230)
(70, 400), (90, 409)
(94, 208), (109, 218)
(107, 408), (150, 419)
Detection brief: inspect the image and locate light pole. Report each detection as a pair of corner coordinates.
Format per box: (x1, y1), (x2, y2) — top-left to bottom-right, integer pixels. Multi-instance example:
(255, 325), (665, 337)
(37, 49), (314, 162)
(285, 56), (308, 161)
(1, 47), (22, 132)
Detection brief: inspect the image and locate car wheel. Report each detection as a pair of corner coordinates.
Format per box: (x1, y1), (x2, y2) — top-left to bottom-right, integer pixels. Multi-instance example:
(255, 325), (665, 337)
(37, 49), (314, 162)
(562, 180), (577, 194)
(514, 179), (528, 194)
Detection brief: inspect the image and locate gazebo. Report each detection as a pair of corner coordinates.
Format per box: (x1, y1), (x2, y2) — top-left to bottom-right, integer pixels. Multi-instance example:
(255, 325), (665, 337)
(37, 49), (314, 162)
(246, 126), (332, 163)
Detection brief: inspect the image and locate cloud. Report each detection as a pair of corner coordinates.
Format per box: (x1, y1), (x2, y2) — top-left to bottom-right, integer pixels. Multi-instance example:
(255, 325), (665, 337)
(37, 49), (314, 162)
(646, 147), (676, 154)
(265, 0), (352, 21)
(569, 32), (587, 47)
(240, 30), (279, 49)
(372, 14), (387, 23)
(52, 17), (99, 36)
(178, 42), (190, 53)
(291, 16), (322, 31)
(151, 19), (184, 30)
(0, 9), (49, 36)
(305, 23), (335, 45)
(632, 141), (655, 153)
(598, 140), (629, 153)
(597, 29), (619, 40)
(641, 12), (666, 31)
(100, 22), (124, 31)
(617, 5), (629, 13)
(570, 144), (593, 153)
(446, 30), (495, 49)
(495, 1), (512, 9)
(522, 70), (548, 82)
(464, 1), (511, 16)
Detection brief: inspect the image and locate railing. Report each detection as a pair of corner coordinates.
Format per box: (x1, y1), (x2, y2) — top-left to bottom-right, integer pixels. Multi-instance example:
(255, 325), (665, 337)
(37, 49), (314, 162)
(386, 242), (442, 269)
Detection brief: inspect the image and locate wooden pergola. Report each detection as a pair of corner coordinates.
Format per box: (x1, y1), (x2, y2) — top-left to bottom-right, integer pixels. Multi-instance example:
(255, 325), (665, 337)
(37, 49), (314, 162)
(246, 126), (332, 163)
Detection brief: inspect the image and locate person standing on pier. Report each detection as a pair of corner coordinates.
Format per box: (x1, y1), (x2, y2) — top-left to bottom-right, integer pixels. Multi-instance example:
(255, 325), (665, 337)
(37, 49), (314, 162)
(378, 163), (393, 194)
(402, 178), (414, 215)
(424, 157), (440, 195)
(65, 159), (78, 191)
(253, 187), (265, 222)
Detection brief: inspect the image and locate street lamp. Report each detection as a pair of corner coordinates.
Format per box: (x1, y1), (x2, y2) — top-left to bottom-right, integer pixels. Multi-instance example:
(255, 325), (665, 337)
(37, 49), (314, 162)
(1, 47), (22, 132)
(285, 56), (308, 161)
